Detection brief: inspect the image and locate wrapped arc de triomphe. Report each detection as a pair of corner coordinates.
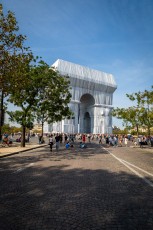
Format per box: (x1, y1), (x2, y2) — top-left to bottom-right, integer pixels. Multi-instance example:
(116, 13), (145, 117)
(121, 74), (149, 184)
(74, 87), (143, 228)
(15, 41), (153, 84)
(44, 59), (117, 134)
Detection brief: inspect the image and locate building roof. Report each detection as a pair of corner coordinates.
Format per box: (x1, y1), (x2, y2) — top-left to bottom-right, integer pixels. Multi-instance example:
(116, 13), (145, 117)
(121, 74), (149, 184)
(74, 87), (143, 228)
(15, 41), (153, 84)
(52, 59), (117, 89)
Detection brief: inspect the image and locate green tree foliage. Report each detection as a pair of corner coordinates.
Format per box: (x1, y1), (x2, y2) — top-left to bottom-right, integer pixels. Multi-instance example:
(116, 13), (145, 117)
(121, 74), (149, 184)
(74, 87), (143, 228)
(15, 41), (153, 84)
(0, 4), (32, 139)
(1, 123), (22, 134)
(112, 106), (142, 136)
(126, 86), (153, 136)
(7, 110), (35, 147)
(35, 64), (72, 136)
(112, 86), (153, 136)
(0, 4), (32, 92)
(7, 61), (72, 147)
(1, 123), (13, 134)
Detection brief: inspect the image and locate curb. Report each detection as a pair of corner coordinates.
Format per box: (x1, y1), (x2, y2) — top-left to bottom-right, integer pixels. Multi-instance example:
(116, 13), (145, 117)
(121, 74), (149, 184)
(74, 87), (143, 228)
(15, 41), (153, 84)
(0, 144), (48, 159)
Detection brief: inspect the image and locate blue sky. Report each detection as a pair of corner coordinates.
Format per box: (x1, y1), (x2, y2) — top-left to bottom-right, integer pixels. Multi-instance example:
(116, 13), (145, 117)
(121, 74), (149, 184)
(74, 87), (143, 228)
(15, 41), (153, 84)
(2, 0), (153, 128)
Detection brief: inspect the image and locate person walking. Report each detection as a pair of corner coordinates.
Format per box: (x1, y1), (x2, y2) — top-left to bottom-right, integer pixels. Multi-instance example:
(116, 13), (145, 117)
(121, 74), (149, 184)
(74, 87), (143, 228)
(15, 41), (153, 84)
(55, 133), (60, 151)
(99, 135), (102, 144)
(49, 135), (54, 152)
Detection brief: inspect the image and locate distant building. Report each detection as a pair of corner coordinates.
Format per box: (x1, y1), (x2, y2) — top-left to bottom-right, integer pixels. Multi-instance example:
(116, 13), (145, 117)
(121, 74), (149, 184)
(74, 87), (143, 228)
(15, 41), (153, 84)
(33, 123), (42, 132)
(44, 59), (117, 134)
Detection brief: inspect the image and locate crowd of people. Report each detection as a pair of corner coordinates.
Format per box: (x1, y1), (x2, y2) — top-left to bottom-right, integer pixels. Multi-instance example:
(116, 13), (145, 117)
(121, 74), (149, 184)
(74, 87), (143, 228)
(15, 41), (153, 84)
(1, 132), (153, 150)
(47, 133), (153, 151)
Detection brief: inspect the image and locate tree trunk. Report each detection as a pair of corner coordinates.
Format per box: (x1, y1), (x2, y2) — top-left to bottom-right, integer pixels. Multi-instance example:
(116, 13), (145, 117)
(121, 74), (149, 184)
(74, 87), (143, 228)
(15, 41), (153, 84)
(136, 124), (139, 137)
(147, 126), (150, 137)
(41, 122), (44, 137)
(0, 91), (4, 141)
(21, 125), (26, 147)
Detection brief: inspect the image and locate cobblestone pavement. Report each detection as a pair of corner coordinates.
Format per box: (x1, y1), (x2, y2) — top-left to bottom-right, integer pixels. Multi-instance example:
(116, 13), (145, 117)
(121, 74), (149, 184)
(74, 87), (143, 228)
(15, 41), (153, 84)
(0, 142), (153, 230)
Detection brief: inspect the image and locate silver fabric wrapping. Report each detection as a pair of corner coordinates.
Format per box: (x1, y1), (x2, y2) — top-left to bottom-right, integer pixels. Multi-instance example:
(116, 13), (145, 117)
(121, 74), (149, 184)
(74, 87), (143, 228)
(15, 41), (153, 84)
(44, 59), (117, 134)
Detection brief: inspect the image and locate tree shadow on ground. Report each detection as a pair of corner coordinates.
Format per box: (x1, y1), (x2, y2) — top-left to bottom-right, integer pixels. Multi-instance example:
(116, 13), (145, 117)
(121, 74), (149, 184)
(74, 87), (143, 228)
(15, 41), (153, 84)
(0, 143), (153, 230)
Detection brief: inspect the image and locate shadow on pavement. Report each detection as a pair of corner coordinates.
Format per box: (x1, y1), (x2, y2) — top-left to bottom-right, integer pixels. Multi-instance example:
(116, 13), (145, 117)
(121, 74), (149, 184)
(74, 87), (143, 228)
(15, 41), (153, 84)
(0, 142), (153, 230)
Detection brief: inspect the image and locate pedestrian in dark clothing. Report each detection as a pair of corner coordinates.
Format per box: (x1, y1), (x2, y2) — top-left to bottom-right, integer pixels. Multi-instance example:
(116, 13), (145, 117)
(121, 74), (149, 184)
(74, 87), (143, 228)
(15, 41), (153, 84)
(55, 134), (60, 151)
(38, 135), (42, 144)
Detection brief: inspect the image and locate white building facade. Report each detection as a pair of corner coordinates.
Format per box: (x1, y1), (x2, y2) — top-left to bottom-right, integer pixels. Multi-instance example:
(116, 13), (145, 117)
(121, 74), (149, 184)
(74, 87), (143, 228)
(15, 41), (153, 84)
(44, 59), (117, 134)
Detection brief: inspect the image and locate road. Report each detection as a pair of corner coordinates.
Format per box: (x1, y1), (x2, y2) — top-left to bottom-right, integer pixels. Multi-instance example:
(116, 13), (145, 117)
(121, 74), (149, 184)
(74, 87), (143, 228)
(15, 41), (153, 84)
(0, 142), (153, 230)
(103, 145), (153, 187)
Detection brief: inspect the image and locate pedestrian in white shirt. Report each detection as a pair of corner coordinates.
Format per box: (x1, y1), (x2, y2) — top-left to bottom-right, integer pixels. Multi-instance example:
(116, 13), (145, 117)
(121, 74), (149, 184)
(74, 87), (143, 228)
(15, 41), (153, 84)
(124, 136), (128, 147)
(49, 135), (54, 151)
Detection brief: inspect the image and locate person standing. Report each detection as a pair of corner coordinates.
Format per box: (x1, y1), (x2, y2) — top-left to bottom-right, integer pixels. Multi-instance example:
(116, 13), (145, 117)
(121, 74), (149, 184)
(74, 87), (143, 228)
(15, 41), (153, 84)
(64, 134), (68, 143)
(87, 134), (91, 143)
(119, 135), (123, 147)
(49, 135), (54, 152)
(106, 136), (109, 145)
(38, 134), (42, 144)
(113, 135), (118, 147)
(124, 136), (128, 147)
(82, 134), (86, 143)
(55, 133), (60, 151)
(99, 135), (102, 144)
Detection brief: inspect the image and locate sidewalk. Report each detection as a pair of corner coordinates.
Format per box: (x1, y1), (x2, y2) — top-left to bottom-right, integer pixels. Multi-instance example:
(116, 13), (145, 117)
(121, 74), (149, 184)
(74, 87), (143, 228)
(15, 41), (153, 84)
(0, 143), (47, 158)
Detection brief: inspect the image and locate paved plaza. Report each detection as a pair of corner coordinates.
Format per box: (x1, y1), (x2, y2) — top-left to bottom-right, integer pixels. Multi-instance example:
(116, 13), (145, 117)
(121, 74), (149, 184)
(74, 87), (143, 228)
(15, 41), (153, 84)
(0, 141), (153, 230)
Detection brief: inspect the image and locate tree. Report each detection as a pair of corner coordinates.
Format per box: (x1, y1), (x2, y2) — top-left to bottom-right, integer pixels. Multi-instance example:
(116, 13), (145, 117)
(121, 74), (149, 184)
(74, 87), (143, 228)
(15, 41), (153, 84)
(1, 123), (22, 134)
(7, 61), (72, 147)
(1, 123), (12, 134)
(0, 4), (32, 140)
(7, 110), (35, 147)
(112, 106), (142, 136)
(126, 86), (153, 136)
(112, 86), (153, 136)
(35, 65), (72, 136)
(7, 60), (40, 147)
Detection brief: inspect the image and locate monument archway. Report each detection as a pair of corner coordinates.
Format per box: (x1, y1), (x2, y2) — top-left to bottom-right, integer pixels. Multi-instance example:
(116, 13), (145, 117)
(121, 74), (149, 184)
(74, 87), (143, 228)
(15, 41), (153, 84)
(84, 112), (91, 133)
(80, 93), (95, 106)
(79, 94), (95, 133)
(45, 59), (117, 134)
